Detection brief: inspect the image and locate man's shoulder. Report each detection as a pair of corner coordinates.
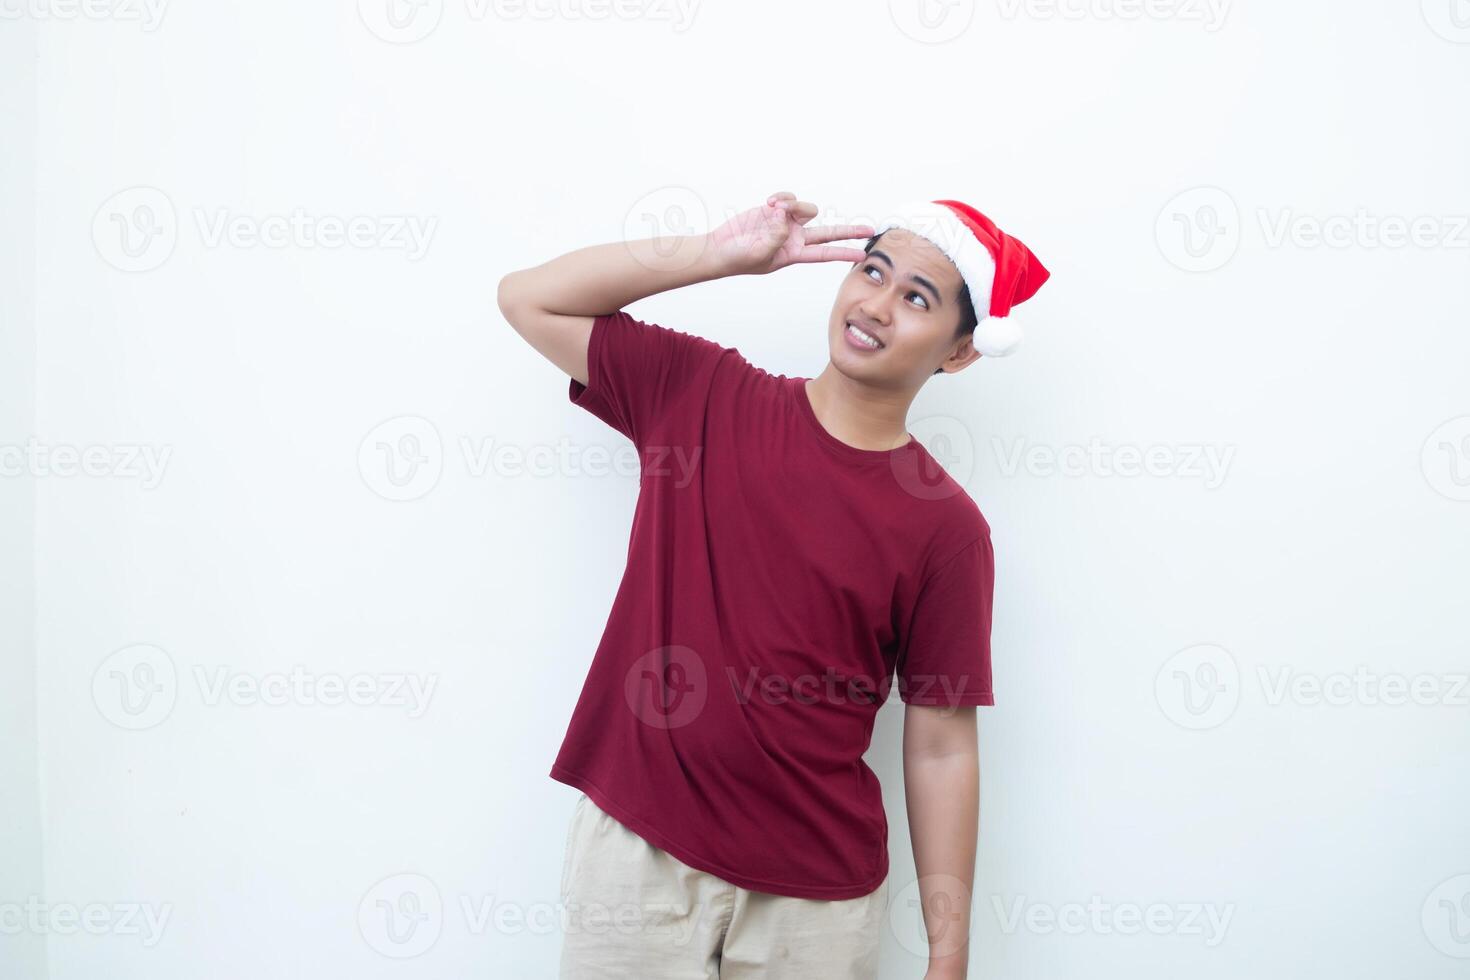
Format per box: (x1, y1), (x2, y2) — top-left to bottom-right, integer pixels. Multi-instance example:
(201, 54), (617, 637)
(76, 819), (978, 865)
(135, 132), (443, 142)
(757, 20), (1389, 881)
(907, 445), (990, 534)
(935, 492), (991, 557)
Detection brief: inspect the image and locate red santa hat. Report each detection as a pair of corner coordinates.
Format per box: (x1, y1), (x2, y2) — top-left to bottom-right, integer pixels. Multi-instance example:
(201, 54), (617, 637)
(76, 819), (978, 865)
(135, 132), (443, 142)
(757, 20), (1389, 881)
(872, 199), (1050, 358)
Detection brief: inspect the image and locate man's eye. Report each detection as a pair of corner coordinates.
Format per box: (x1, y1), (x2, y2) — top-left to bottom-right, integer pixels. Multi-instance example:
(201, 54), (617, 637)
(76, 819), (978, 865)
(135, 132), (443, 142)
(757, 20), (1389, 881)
(862, 265), (928, 310)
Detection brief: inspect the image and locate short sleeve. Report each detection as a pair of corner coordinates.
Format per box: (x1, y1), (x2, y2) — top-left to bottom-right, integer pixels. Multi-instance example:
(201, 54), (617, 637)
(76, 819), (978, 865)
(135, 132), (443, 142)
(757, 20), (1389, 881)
(568, 310), (726, 449)
(895, 534), (996, 708)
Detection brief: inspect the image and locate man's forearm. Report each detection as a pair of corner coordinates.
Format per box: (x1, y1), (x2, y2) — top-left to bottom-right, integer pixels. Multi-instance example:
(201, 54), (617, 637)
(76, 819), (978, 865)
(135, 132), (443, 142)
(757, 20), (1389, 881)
(904, 750), (980, 979)
(498, 234), (730, 318)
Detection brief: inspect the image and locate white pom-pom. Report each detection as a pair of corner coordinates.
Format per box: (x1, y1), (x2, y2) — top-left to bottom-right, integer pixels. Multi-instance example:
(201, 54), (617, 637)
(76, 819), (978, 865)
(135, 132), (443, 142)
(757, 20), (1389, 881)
(973, 315), (1022, 358)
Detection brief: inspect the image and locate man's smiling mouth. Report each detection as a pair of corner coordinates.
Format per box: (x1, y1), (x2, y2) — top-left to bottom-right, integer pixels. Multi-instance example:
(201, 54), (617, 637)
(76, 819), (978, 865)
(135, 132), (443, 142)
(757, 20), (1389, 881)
(845, 321), (884, 349)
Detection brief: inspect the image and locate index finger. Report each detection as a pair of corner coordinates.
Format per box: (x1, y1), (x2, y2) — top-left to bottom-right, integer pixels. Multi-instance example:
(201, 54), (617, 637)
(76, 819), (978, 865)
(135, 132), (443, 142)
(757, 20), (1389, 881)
(793, 244), (869, 264)
(802, 224), (877, 246)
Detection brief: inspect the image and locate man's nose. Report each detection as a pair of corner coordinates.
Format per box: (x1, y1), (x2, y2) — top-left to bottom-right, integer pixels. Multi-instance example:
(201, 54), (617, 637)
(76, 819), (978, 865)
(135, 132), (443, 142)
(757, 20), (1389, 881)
(860, 293), (894, 324)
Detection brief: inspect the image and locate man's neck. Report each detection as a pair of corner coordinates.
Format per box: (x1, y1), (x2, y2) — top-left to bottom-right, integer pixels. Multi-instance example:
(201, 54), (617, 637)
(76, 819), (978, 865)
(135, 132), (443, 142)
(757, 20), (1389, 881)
(804, 368), (916, 452)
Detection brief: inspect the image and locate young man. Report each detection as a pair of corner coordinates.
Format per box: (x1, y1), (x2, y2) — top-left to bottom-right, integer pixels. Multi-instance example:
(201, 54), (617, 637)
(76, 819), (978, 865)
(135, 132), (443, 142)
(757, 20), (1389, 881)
(498, 192), (1049, 979)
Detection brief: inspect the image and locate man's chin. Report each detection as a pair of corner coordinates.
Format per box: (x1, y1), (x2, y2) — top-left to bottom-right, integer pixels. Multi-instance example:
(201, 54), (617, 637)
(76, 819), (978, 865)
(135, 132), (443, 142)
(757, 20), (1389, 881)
(830, 345), (894, 382)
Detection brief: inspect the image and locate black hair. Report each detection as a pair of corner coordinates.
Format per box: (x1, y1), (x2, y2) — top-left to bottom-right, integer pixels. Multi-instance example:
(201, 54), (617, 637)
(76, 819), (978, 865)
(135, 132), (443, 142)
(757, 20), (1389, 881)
(861, 233), (978, 375)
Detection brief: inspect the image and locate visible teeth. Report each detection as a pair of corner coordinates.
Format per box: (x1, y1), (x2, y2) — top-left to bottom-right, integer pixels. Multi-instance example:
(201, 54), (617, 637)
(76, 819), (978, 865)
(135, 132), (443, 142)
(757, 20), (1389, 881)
(847, 323), (881, 348)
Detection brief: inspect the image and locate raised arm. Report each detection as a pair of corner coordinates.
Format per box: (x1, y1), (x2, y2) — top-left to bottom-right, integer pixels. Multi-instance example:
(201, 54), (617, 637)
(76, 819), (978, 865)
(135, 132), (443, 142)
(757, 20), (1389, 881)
(496, 235), (726, 387)
(495, 192), (874, 385)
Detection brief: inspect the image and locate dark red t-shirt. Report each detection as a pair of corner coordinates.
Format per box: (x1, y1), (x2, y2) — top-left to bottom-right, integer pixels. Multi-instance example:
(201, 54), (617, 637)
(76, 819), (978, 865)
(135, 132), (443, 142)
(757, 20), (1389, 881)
(549, 310), (995, 900)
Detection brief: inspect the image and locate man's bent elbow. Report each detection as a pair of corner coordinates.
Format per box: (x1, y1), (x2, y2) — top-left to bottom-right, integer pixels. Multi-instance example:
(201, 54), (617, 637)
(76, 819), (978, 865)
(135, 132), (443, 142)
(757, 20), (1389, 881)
(497, 272), (528, 326)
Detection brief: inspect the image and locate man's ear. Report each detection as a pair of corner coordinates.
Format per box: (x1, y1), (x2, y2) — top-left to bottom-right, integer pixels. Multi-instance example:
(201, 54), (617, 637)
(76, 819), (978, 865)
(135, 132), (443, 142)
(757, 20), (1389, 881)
(936, 335), (983, 375)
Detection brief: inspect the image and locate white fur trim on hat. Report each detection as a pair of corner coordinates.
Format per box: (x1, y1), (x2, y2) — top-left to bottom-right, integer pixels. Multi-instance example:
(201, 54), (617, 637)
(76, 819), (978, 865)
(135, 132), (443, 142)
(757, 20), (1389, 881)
(873, 201), (1018, 358)
(972, 316), (1021, 357)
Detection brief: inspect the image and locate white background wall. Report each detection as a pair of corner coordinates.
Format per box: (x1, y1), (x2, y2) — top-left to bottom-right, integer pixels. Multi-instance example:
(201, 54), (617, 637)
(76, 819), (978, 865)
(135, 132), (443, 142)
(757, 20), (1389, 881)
(4, 1), (1469, 977)
(3, 14), (46, 980)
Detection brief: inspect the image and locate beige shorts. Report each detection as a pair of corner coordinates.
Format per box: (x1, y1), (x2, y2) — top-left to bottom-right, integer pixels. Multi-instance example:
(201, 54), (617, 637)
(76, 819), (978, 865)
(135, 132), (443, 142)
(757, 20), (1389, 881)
(558, 792), (889, 979)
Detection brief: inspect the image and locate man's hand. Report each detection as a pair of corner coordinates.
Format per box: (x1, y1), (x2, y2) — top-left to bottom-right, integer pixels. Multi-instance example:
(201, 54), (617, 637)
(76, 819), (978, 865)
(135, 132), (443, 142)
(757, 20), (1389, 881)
(498, 191), (872, 387)
(707, 191), (875, 276)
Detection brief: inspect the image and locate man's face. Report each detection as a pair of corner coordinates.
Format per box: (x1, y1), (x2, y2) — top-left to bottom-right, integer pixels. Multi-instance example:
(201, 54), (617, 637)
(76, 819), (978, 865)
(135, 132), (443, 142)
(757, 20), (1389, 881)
(825, 228), (980, 389)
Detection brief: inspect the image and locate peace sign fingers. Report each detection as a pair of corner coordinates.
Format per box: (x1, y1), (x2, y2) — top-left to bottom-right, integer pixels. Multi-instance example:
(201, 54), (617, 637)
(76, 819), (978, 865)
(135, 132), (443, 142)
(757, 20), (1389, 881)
(793, 242), (871, 265)
(802, 223), (877, 246)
